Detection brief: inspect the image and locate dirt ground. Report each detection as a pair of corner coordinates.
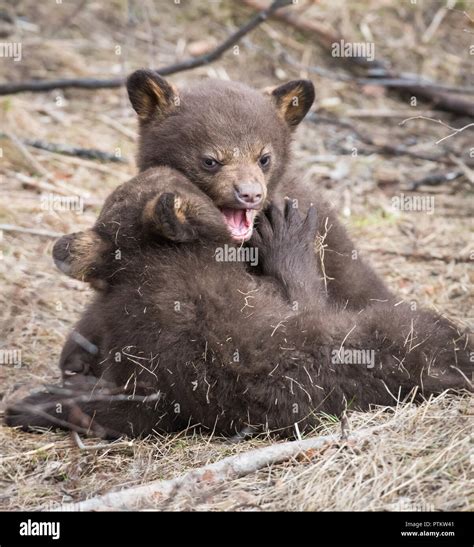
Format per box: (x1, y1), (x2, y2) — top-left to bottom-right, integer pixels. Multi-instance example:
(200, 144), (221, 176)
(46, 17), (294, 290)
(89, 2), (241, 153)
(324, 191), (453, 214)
(0, 0), (472, 511)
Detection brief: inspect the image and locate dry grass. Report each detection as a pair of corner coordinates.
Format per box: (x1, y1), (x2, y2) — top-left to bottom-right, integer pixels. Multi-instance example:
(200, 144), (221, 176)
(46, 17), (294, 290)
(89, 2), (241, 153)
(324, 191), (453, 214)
(143, 392), (473, 512)
(0, 0), (472, 511)
(1, 393), (472, 511)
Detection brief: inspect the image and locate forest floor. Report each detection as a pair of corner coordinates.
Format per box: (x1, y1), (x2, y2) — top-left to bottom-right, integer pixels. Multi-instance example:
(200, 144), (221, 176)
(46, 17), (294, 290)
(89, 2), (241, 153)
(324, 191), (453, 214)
(0, 0), (472, 511)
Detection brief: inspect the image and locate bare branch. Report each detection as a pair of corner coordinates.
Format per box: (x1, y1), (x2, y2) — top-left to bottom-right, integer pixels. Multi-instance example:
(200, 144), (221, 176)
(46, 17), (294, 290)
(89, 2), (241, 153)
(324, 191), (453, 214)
(21, 138), (127, 163)
(57, 422), (389, 511)
(307, 113), (474, 167)
(0, 224), (64, 238)
(366, 247), (471, 264)
(409, 170), (463, 190)
(70, 431), (133, 452)
(243, 0), (474, 117)
(1, 132), (126, 164)
(280, 51), (474, 94)
(0, 0), (293, 96)
(399, 116), (474, 144)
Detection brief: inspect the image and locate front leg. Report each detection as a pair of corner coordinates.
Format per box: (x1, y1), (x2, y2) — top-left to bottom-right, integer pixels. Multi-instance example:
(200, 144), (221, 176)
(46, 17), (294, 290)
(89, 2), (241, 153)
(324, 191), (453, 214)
(250, 201), (324, 308)
(53, 189), (230, 286)
(276, 178), (393, 310)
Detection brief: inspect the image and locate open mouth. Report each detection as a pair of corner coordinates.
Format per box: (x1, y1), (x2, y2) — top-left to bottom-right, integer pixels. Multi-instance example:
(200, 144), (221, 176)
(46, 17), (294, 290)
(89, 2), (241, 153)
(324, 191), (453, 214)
(220, 208), (257, 242)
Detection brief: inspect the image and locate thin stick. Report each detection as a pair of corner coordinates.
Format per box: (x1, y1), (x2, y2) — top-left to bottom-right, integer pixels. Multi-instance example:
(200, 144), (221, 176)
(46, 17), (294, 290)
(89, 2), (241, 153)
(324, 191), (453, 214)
(97, 114), (137, 140)
(366, 248), (471, 264)
(3, 131), (51, 178)
(34, 148), (131, 180)
(22, 138), (127, 163)
(12, 171), (77, 197)
(254, 46), (474, 95)
(12, 171), (103, 205)
(283, 50), (474, 94)
(242, 0), (474, 117)
(70, 431), (133, 452)
(307, 113), (474, 168)
(0, 0), (293, 96)
(58, 423), (388, 511)
(399, 116), (474, 144)
(448, 155), (474, 185)
(1, 132), (127, 163)
(0, 224), (63, 238)
(0, 443), (57, 463)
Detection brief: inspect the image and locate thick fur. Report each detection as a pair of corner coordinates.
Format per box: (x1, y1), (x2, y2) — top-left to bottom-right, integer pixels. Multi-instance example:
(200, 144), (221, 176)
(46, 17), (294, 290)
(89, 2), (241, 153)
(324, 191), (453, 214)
(53, 73), (394, 383)
(126, 70), (392, 308)
(4, 73), (472, 438)
(5, 171), (472, 438)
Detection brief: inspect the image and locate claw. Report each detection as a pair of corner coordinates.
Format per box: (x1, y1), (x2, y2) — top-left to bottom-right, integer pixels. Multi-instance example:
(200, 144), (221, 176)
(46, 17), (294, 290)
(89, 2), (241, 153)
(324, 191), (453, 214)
(284, 198), (302, 224)
(302, 205), (318, 239)
(267, 202), (285, 232)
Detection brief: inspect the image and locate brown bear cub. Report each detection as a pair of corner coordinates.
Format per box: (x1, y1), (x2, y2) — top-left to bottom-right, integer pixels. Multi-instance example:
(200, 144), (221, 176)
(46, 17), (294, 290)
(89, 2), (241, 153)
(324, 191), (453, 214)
(55, 70), (394, 382)
(5, 71), (472, 439)
(5, 172), (471, 439)
(93, 69), (392, 307)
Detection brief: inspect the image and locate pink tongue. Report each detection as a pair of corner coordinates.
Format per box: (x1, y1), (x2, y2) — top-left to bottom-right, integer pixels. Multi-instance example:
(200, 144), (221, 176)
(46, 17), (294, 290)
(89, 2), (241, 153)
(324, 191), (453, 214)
(221, 208), (250, 235)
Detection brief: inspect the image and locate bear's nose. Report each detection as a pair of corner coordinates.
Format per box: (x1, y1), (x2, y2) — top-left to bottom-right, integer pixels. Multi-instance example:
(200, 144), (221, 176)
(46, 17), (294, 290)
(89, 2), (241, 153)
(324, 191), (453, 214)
(235, 182), (263, 206)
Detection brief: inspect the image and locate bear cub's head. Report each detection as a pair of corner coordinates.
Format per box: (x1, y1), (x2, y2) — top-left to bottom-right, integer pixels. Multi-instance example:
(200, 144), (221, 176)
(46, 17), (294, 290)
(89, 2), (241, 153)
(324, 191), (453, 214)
(127, 69), (314, 242)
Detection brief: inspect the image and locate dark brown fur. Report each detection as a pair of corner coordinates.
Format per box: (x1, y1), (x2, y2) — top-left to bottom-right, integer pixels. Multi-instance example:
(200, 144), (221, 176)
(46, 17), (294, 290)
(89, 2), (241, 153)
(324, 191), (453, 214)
(52, 71), (393, 384)
(127, 70), (390, 309)
(4, 72), (472, 438)
(5, 170), (472, 438)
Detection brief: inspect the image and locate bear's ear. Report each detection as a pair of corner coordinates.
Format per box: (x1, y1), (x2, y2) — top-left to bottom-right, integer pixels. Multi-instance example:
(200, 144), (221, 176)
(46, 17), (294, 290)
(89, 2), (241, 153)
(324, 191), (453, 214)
(126, 69), (179, 121)
(52, 230), (110, 290)
(269, 80), (315, 128)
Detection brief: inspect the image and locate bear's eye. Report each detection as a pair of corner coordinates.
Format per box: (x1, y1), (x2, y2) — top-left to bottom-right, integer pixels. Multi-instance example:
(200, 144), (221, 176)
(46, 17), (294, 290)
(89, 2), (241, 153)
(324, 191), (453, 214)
(201, 157), (221, 171)
(258, 154), (271, 170)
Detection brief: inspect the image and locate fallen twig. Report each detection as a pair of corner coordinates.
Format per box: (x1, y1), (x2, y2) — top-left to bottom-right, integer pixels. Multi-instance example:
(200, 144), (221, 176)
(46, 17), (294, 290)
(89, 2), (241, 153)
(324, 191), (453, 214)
(33, 149), (131, 180)
(70, 431), (133, 452)
(0, 443), (58, 463)
(243, 0), (474, 117)
(0, 0), (292, 96)
(422, 2), (455, 43)
(281, 50), (474, 95)
(58, 423), (387, 511)
(22, 139), (126, 163)
(0, 132), (127, 163)
(97, 114), (137, 140)
(307, 113), (473, 167)
(0, 224), (64, 238)
(409, 170), (463, 190)
(11, 171), (102, 205)
(2, 131), (51, 178)
(368, 248), (471, 264)
(448, 155), (474, 185)
(399, 116), (474, 145)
